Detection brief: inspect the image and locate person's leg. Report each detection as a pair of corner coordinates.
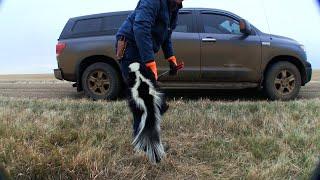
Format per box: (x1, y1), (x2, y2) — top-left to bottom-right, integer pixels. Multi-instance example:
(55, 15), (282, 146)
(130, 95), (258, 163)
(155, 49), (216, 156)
(131, 101), (143, 137)
(120, 59), (141, 137)
(119, 42), (143, 138)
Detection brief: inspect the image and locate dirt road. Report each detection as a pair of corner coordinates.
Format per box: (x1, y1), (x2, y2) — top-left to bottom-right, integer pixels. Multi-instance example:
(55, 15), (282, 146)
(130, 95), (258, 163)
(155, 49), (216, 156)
(0, 72), (319, 100)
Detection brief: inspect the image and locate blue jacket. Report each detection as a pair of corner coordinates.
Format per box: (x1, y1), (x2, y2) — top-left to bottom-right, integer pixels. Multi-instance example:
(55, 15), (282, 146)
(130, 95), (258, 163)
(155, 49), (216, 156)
(116, 0), (182, 64)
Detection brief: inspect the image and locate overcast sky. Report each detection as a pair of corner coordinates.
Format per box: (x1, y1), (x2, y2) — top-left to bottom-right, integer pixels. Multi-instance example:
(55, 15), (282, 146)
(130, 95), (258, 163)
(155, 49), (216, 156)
(0, 0), (319, 74)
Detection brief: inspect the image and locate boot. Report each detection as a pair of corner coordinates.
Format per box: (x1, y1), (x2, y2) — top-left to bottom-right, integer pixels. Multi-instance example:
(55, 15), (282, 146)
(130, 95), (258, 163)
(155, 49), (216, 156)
(160, 100), (169, 115)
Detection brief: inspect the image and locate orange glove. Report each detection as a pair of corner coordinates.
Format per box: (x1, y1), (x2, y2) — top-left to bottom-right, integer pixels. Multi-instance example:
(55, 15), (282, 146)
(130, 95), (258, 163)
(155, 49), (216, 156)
(146, 61), (158, 80)
(167, 56), (177, 65)
(167, 56), (178, 76)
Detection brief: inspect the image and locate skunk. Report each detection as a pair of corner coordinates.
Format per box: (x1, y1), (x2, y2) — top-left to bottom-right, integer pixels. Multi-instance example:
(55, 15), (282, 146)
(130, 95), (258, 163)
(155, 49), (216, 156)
(127, 62), (166, 164)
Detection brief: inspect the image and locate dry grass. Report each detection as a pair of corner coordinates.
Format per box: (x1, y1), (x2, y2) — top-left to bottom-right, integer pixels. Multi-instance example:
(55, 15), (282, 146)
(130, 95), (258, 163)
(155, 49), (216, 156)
(0, 97), (320, 179)
(0, 74), (55, 82)
(312, 70), (320, 81)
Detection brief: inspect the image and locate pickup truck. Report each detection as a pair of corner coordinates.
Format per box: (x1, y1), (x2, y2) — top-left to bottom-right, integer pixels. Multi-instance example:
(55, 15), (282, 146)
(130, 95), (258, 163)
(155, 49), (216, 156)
(54, 8), (312, 100)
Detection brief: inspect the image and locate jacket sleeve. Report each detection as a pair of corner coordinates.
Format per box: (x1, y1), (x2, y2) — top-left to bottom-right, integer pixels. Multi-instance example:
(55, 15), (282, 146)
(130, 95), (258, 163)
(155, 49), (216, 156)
(161, 31), (174, 59)
(161, 10), (179, 59)
(133, 0), (160, 64)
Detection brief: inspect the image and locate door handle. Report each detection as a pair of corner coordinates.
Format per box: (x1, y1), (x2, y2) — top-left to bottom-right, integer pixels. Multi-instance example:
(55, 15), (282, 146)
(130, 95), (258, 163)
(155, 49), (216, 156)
(202, 38), (217, 42)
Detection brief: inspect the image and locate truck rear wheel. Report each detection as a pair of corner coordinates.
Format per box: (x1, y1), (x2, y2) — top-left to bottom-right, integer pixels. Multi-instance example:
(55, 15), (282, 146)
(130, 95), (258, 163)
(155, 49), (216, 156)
(264, 61), (301, 100)
(82, 62), (121, 100)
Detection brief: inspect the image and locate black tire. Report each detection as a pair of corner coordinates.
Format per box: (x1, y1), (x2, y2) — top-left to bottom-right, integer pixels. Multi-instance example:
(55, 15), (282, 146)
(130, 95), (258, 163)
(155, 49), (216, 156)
(82, 62), (121, 100)
(264, 61), (301, 100)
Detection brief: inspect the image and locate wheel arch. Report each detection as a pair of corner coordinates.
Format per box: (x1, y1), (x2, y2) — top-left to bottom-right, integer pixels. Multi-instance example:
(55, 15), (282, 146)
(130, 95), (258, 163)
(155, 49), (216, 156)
(75, 55), (123, 91)
(262, 55), (307, 86)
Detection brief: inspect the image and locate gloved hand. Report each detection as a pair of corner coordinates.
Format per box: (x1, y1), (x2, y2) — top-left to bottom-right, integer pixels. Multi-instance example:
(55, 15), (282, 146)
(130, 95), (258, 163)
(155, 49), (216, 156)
(167, 56), (178, 76)
(146, 61), (158, 80)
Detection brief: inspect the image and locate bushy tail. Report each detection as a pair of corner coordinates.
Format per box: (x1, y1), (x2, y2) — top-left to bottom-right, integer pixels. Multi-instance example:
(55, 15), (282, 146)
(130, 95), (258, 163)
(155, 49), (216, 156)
(132, 128), (165, 163)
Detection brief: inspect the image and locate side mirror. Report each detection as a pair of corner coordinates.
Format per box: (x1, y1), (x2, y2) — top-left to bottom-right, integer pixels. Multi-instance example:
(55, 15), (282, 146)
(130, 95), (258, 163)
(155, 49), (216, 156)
(240, 19), (252, 35)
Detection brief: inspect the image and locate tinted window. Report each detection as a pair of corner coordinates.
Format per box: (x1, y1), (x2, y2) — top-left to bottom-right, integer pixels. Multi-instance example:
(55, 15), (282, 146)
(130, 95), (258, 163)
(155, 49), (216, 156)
(103, 15), (128, 30)
(72, 18), (102, 34)
(201, 14), (241, 35)
(174, 13), (193, 33)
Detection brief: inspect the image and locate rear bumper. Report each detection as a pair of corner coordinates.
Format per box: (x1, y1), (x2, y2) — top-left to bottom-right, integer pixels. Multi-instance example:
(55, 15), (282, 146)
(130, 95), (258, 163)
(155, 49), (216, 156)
(54, 69), (64, 80)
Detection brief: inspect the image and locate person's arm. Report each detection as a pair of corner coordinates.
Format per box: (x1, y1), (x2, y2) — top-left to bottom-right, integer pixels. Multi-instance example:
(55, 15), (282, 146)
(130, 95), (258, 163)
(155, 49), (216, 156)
(161, 31), (174, 60)
(133, 0), (160, 64)
(162, 10), (179, 75)
(162, 34), (178, 76)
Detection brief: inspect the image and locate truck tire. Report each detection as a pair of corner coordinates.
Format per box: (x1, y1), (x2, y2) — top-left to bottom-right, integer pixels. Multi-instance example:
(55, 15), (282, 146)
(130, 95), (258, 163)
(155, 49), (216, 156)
(82, 62), (121, 100)
(264, 61), (301, 100)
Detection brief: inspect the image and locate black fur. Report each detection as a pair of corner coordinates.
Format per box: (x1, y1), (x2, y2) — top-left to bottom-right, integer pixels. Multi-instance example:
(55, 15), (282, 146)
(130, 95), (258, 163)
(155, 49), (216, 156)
(126, 62), (166, 163)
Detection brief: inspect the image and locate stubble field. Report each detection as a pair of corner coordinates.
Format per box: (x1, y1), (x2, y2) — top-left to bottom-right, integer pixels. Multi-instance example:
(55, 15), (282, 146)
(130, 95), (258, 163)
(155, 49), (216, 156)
(0, 71), (319, 179)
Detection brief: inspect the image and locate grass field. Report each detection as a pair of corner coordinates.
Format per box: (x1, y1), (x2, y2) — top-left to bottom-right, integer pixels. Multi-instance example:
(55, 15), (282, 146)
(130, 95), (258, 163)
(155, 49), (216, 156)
(1, 96), (320, 179)
(0, 74), (56, 82)
(312, 70), (320, 81)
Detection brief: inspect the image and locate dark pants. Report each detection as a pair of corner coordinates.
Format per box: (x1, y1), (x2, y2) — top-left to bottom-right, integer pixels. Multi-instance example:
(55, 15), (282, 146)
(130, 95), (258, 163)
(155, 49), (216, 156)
(118, 39), (144, 137)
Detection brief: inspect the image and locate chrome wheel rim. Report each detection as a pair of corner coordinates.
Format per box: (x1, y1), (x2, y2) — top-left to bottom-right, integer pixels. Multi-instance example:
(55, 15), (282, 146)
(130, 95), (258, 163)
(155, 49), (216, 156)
(274, 70), (295, 95)
(88, 70), (110, 96)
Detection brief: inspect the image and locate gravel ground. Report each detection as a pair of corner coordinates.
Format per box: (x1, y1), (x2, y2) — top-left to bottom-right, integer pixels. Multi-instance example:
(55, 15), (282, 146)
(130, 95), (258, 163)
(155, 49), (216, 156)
(0, 72), (319, 100)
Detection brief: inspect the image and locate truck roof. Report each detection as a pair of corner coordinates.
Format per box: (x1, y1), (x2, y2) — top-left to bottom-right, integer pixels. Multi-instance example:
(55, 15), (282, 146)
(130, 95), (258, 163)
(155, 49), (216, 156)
(59, 8), (243, 40)
(70, 8), (240, 21)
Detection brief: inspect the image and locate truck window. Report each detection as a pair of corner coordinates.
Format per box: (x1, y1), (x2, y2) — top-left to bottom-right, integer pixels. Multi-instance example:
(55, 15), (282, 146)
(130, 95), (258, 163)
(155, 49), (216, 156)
(100, 14), (129, 35)
(72, 18), (102, 34)
(103, 15), (128, 31)
(174, 13), (193, 33)
(201, 14), (241, 35)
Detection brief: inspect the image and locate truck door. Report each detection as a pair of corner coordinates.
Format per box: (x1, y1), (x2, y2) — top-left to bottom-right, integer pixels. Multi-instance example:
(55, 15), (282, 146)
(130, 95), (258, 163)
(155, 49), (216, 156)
(199, 11), (262, 82)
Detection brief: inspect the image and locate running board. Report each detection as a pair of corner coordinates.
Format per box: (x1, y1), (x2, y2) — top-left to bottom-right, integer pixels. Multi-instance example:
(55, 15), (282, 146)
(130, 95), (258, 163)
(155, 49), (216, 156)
(158, 82), (259, 90)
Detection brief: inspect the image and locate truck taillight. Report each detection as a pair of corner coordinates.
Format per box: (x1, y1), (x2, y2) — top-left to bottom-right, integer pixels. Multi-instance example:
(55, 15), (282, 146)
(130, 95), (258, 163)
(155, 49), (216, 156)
(56, 42), (66, 56)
